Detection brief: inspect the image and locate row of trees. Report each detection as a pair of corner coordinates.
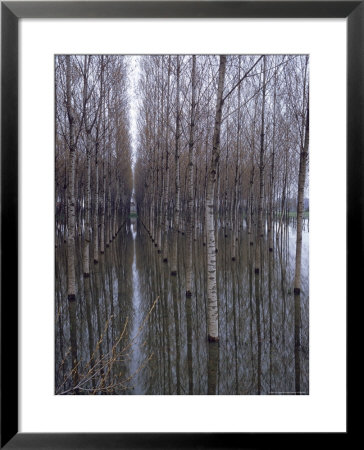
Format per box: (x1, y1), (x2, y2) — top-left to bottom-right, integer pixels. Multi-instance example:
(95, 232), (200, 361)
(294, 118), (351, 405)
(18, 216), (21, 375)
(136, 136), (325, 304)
(55, 54), (309, 394)
(55, 55), (133, 386)
(135, 55), (309, 347)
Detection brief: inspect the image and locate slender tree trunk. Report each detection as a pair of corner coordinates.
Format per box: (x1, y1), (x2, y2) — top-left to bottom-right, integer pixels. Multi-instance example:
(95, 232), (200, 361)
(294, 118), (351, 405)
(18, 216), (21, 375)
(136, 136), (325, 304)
(106, 149), (112, 248)
(186, 55), (196, 296)
(93, 139), (99, 263)
(156, 61), (164, 253)
(277, 145), (288, 241)
(224, 125), (229, 237)
(65, 55), (78, 387)
(232, 59), (241, 261)
(206, 55), (226, 342)
(255, 269), (262, 394)
(293, 56), (309, 395)
(83, 128), (91, 277)
(248, 165), (254, 245)
(294, 111), (309, 294)
(255, 55), (266, 275)
(294, 106), (308, 395)
(171, 56), (181, 276)
(82, 56), (92, 278)
(94, 56), (104, 263)
(100, 160), (106, 254)
(162, 57), (172, 262)
(268, 67), (277, 253)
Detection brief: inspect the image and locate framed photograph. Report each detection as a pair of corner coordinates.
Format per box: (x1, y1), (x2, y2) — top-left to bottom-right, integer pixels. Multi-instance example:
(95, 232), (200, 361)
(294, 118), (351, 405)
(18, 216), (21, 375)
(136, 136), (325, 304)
(1, 1), (356, 448)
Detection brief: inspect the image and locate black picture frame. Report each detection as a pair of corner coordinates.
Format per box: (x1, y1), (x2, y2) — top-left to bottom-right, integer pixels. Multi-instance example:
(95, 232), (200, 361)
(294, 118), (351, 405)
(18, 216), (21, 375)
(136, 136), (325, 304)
(1, 1), (356, 448)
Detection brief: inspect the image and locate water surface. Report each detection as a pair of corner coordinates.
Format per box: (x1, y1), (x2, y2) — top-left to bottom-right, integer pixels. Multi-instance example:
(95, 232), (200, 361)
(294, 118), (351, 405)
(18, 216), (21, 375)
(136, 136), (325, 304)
(55, 219), (309, 395)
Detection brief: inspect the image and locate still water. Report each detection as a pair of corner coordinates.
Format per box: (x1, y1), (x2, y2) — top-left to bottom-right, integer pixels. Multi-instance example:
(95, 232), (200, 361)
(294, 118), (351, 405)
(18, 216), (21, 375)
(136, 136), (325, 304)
(55, 218), (309, 395)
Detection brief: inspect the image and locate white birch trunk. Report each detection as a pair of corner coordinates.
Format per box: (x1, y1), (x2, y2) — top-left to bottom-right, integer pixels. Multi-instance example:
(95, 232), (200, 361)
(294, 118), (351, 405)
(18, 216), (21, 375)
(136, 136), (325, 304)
(294, 58), (309, 394)
(206, 55), (226, 342)
(65, 55), (78, 385)
(294, 107), (309, 294)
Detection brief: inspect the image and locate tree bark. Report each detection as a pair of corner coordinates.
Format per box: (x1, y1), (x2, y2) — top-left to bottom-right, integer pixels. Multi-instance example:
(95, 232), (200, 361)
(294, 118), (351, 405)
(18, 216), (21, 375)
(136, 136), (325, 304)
(206, 55), (226, 342)
(294, 106), (309, 294)
(162, 56), (171, 263)
(171, 56), (181, 276)
(65, 55), (78, 386)
(186, 55), (196, 296)
(255, 55), (266, 275)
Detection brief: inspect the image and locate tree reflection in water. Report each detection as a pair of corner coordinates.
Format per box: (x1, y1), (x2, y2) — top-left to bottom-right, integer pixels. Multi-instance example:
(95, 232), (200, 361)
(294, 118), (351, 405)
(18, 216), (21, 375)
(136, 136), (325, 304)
(55, 220), (309, 395)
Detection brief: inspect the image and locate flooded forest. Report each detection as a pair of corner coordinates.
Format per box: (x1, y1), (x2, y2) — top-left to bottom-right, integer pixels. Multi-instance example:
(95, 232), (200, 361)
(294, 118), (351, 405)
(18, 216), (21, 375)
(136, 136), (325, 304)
(55, 55), (309, 395)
